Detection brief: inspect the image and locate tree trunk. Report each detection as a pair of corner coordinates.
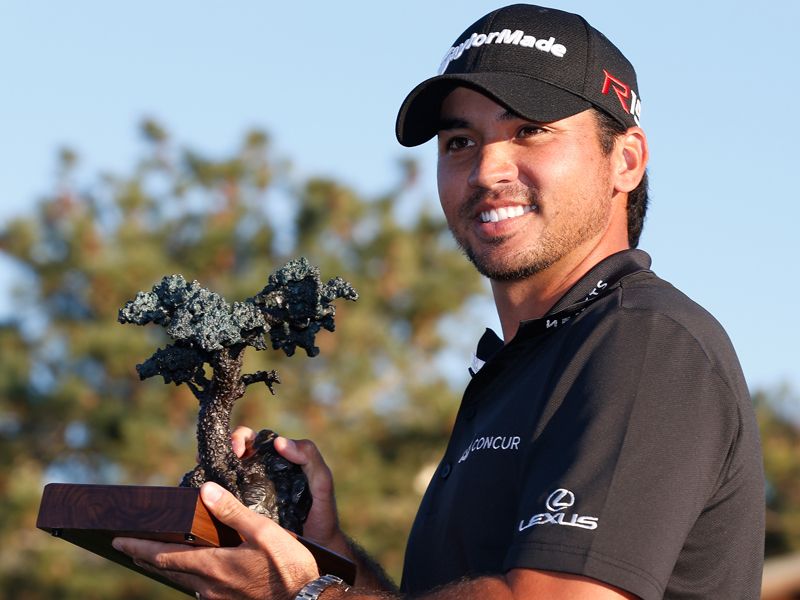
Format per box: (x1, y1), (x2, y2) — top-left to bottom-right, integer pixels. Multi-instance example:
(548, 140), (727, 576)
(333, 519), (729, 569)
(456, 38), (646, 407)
(193, 345), (247, 498)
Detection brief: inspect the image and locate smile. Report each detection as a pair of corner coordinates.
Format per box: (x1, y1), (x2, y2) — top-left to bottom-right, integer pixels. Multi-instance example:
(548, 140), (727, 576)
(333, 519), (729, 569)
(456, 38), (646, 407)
(479, 205), (535, 223)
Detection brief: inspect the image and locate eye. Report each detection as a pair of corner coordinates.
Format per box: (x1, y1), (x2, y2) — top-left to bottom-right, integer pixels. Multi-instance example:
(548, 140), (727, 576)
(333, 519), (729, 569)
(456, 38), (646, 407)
(440, 135), (475, 153)
(517, 124), (546, 138)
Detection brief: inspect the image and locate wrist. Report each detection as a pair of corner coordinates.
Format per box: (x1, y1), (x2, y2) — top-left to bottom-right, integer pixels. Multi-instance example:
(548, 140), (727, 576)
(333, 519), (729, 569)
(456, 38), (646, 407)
(294, 574), (350, 600)
(318, 582), (349, 600)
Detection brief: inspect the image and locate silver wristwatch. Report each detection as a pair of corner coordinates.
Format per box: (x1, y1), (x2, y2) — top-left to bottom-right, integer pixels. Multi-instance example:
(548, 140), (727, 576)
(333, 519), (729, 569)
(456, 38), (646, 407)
(294, 574), (349, 600)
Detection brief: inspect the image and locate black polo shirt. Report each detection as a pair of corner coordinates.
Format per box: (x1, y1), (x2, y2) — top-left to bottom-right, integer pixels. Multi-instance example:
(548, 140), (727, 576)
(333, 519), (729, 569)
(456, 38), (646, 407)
(400, 250), (764, 599)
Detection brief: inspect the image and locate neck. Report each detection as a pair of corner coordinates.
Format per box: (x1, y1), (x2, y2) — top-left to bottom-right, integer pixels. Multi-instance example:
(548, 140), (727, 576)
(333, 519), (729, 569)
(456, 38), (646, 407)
(491, 236), (629, 343)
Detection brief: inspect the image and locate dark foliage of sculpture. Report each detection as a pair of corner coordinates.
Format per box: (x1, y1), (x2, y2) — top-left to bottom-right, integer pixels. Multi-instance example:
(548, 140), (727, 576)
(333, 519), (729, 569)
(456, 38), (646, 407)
(118, 257), (357, 534)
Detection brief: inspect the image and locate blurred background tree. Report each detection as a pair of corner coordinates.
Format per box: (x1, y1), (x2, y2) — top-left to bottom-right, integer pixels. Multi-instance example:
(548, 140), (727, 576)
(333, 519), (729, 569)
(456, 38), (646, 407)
(757, 386), (800, 558)
(0, 120), (798, 599)
(0, 120), (484, 598)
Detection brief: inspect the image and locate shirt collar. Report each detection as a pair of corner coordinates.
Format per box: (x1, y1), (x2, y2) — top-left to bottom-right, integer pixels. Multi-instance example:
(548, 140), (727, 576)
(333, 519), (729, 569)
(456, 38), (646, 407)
(545, 248), (651, 315)
(470, 249), (653, 371)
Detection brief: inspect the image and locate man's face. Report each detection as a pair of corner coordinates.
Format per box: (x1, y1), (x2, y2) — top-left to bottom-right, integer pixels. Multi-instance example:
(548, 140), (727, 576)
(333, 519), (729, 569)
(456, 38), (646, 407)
(436, 87), (618, 281)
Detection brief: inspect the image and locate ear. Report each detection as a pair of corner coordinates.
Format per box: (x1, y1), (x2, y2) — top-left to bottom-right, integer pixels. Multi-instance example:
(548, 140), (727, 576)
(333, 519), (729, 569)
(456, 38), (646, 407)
(612, 127), (648, 194)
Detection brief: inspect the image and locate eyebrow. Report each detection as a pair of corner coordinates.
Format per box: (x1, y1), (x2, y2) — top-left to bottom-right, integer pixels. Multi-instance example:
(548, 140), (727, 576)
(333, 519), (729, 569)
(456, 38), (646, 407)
(437, 109), (529, 132)
(437, 117), (469, 131)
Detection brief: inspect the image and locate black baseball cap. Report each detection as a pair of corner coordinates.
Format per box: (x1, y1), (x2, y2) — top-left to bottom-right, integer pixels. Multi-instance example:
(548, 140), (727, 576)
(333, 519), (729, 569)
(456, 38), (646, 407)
(396, 4), (642, 147)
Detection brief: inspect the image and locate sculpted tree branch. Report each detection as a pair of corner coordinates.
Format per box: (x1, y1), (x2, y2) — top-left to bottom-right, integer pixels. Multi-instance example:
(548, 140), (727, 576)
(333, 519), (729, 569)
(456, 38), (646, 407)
(118, 257), (357, 534)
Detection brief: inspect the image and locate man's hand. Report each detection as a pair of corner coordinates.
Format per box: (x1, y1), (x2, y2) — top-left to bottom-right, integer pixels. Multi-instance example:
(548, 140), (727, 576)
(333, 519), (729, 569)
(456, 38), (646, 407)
(113, 482), (319, 600)
(232, 426), (343, 551)
(232, 427), (396, 592)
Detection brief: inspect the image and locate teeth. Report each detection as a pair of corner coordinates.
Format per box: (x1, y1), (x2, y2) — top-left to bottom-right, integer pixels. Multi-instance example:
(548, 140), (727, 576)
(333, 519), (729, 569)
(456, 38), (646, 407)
(479, 205), (534, 223)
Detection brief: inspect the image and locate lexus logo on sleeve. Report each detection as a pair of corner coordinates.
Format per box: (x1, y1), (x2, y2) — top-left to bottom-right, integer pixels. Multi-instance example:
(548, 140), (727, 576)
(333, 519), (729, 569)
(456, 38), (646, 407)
(519, 488), (599, 532)
(545, 489), (575, 512)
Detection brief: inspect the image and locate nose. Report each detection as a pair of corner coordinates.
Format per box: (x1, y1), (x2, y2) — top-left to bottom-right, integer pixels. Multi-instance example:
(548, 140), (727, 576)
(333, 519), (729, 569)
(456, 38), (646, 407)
(468, 141), (518, 189)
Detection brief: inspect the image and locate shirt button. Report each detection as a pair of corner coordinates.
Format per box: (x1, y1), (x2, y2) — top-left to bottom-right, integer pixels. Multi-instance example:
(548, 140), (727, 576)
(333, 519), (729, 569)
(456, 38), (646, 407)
(440, 462), (452, 479)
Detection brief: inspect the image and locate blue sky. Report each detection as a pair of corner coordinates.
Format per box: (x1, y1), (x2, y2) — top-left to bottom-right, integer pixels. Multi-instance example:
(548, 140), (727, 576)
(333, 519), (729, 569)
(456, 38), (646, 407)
(2, 1), (798, 394)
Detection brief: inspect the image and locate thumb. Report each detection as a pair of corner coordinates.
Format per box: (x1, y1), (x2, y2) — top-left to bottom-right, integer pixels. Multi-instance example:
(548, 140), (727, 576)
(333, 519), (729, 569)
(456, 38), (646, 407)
(274, 437), (333, 496)
(200, 482), (276, 542)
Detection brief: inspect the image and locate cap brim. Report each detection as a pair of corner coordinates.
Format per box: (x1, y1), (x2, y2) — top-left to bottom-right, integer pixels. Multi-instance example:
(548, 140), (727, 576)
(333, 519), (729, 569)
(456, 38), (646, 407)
(395, 73), (593, 147)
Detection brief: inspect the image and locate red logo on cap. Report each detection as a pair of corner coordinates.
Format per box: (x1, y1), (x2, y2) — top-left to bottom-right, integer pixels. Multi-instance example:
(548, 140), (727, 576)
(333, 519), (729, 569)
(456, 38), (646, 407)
(601, 70), (631, 111)
(601, 70), (641, 125)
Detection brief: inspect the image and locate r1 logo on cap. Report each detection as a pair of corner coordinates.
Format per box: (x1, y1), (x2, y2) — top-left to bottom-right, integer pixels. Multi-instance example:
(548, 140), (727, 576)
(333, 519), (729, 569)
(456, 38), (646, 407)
(601, 69), (641, 126)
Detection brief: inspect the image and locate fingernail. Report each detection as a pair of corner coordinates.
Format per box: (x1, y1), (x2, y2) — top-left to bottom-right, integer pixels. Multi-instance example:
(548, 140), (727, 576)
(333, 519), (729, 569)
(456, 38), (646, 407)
(201, 482), (223, 506)
(111, 539), (122, 551)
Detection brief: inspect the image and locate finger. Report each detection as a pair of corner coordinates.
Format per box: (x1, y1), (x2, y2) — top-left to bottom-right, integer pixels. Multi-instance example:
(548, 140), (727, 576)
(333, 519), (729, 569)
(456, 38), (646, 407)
(274, 437), (334, 497)
(273, 438), (341, 546)
(200, 482), (319, 588)
(231, 426), (256, 458)
(112, 536), (171, 562)
(138, 564), (202, 598)
(112, 537), (206, 575)
(113, 538), (206, 596)
(200, 482), (285, 543)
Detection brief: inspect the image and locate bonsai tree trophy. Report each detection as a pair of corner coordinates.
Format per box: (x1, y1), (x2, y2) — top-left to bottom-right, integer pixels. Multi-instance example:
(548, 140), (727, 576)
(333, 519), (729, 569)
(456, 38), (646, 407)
(37, 257), (358, 593)
(118, 256), (357, 535)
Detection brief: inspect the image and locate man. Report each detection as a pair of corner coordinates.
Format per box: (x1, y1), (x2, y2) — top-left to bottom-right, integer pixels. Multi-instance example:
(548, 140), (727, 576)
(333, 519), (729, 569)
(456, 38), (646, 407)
(114, 4), (764, 599)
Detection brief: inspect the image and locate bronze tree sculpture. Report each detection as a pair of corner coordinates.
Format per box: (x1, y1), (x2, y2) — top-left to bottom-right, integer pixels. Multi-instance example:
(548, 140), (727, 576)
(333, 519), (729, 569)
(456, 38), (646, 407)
(118, 257), (357, 535)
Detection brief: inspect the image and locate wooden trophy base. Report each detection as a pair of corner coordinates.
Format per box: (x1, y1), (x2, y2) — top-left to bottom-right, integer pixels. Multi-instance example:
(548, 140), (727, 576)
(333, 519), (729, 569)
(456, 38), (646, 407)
(37, 483), (356, 596)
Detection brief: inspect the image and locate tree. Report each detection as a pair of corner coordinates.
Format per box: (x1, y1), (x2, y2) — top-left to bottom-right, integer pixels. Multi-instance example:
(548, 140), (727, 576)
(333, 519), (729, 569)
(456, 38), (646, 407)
(756, 386), (800, 557)
(0, 120), (486, 598)
(119, 260), (356, 532)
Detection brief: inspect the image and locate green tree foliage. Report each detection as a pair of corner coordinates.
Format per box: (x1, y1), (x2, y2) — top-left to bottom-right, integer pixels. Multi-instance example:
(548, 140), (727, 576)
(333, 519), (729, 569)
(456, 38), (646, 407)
(0, 121), (485, 598)
(756, 386), (800, 558)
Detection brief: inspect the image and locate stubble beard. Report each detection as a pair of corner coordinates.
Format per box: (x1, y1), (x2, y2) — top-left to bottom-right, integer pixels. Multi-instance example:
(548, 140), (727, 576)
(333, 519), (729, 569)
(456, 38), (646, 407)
(449, 183), (613, 282)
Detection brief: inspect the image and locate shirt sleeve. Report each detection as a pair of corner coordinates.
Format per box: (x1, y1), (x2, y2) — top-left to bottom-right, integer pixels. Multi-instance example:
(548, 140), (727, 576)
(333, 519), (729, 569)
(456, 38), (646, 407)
(503, 307), (742, 600)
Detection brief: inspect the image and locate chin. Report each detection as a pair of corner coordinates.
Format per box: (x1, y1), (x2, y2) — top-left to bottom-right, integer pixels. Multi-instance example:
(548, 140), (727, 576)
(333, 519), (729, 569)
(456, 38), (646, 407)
(467, 252), (555, 282)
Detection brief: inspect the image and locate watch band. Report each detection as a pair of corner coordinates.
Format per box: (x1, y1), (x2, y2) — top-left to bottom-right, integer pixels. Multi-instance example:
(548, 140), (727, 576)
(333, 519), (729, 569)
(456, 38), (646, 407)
(294, 574), (349, 600)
